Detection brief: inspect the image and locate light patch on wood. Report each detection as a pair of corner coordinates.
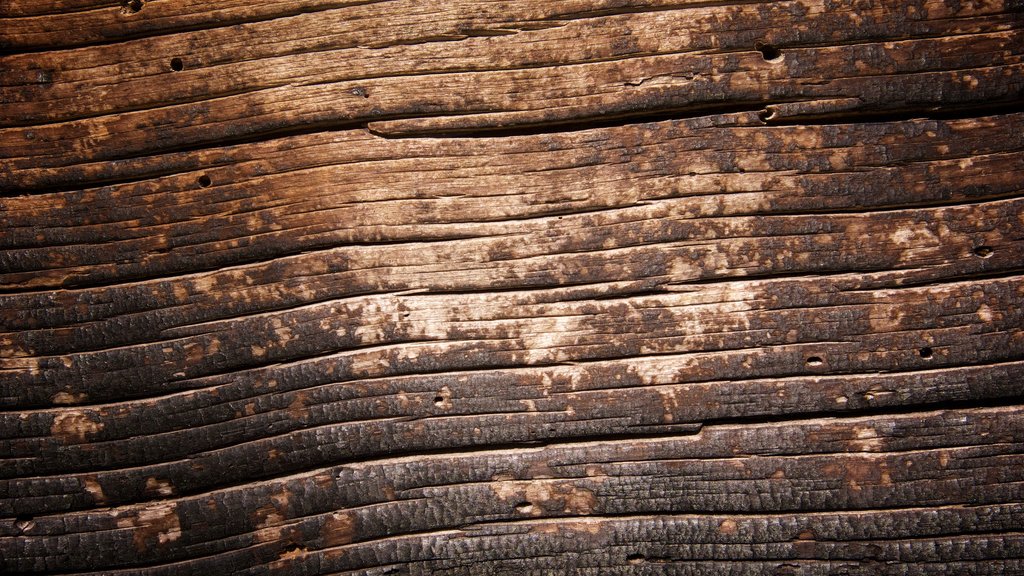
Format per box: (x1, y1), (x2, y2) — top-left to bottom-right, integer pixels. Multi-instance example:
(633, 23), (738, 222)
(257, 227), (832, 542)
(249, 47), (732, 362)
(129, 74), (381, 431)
(658, 388), (679, 423)
(522, 316), (575, 364)
(891, 225), (938, 259)
(851, 426), (882, 452)
(321, 511), (356, 547)
(255, 487), (291, 531)
(255, 524), (286, 544)
(51, 411), (103, 443)
(145, 477), (175, 497)
(492, 480), (597, 515)
(121, 503), (181, 551)
(51, 391), (88, 405)
(870, 306), (904, 333)
(82, 476), (108, 505)
(287, 391), (309, 419)
(719, 519), (738, 535)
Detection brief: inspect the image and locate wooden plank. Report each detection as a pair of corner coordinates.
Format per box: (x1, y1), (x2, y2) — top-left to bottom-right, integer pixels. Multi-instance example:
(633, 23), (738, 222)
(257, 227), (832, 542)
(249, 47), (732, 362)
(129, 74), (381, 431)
(2, 113), (1022, 288)
(1, 0), (1022, 174)
(4, 408), (1023, 572)
(1, 0), (1022, 574)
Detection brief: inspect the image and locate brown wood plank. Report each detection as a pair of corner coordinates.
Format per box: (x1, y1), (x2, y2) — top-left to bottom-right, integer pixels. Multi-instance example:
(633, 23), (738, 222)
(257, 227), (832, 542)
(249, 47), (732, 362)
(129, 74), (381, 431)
(1, 0), (1022, 574)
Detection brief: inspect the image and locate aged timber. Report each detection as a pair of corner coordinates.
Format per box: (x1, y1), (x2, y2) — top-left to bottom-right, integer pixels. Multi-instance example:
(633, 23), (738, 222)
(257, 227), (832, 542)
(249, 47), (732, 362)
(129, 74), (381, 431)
(1, 0), (1023, 574)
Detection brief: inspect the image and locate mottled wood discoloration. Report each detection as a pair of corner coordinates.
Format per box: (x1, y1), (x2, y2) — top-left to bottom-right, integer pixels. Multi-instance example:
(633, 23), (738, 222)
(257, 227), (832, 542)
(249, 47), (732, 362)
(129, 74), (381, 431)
(1, 0), (1022, 574)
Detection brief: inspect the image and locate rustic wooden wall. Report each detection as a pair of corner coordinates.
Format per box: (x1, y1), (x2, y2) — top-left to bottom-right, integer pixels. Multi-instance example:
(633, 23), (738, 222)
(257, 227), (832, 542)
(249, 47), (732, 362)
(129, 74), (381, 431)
(2, 0), (1023, 574)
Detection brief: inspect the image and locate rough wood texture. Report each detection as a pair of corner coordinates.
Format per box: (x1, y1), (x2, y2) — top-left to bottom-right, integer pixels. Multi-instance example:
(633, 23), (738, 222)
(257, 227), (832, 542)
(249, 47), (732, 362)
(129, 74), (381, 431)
(1, 0), (1023, 574)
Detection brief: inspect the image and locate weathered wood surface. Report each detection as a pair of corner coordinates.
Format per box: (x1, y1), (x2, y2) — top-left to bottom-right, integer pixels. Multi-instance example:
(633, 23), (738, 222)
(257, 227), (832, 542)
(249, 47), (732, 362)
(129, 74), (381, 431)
(1, 0), (1023, 574)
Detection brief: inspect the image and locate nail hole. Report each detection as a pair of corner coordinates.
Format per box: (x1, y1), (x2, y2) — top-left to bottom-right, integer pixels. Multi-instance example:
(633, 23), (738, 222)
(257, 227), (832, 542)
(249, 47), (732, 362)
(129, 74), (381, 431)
(515, 501), (534, 513)
(197, 174), (212, 188)
(919, 347), (933, 359)
(433, 395), (446, 407)
(350, 87), (370, 98)
(121, 0), (143, 13)
(627, 553), (645, 565)
(169, 58), (184, 72)
(758, 107), (777, 122)
(755, 42), (783, 62)
(973, 245), (993, 258)
(806, 356), (823, 367)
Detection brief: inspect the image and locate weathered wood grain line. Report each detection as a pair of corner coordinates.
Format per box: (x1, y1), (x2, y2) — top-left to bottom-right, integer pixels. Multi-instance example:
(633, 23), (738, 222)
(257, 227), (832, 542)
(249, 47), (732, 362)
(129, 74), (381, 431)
(0, 0), (387, 50)
(2, 407), (1022, 573)
(3, 186), (1020, 362)
(1, 2), (1021, 173)
(0, 0), (117, 19)
(2, 113), (1022, 289)
(3, 357), (1021, 515)
(2, 208), (1021, 398)
(4, 0), (1017, 126)
(2, 0), (1023, 574)
(0, 274), (1019, 516)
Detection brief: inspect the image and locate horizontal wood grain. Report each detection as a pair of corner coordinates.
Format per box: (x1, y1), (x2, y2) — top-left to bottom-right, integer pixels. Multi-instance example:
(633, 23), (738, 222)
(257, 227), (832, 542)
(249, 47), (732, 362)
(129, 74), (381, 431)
(1, 0), (1022, 574)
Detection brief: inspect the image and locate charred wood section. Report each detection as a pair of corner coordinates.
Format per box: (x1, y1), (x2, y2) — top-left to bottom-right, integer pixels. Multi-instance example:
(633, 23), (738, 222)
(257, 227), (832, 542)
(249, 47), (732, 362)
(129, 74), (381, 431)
(1, 0), (1023, 574)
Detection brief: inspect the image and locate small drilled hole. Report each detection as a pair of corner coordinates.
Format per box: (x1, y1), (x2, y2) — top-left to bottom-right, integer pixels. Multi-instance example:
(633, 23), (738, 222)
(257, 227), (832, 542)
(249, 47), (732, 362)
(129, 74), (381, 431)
(515, 501), (534, 513)
(433, 395), (446, 406)
(919, 347), (933, 359)
(627, 553), (645, 565)
(806, 356), (823, 367)
(121, 0), (143, 13)
(973, 245), (993, 258)
(756, 42), (783, 62)
(197, 174), (212, 188)
(169, 58), (184, 72)
(758, 107), (777, 122)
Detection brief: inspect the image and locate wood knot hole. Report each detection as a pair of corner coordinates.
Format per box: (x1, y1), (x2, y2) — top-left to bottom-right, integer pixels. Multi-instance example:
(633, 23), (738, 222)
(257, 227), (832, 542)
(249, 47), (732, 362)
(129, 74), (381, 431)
(170, 58), (184, 72)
